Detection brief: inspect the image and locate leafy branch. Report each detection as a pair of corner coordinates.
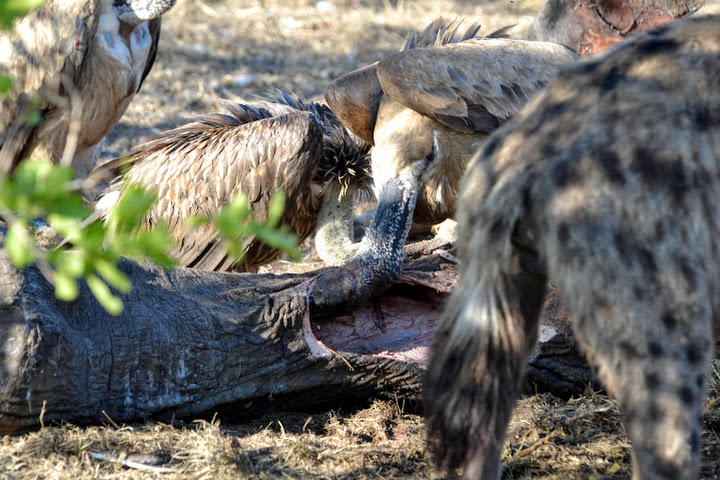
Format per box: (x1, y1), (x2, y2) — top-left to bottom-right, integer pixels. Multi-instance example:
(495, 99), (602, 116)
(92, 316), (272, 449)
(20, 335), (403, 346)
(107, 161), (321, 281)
(0, 0), (300, 315)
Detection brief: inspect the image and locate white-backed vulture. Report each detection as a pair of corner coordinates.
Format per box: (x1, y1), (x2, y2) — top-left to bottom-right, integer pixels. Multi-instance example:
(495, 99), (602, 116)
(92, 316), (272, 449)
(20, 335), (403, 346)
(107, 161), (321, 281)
(89, 93), (373, 272)
(0, 0), (176, 179)
(320, 19), (578, 291)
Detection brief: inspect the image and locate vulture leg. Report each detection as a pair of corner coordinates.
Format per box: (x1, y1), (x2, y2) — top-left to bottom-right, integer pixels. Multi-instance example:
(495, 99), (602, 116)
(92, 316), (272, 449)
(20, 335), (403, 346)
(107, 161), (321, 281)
(403, 218), (457, 260)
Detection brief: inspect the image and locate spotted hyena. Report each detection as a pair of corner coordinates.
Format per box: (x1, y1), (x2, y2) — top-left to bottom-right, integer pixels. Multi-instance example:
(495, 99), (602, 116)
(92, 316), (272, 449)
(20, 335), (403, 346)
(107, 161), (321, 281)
(425, 15), (720, 480)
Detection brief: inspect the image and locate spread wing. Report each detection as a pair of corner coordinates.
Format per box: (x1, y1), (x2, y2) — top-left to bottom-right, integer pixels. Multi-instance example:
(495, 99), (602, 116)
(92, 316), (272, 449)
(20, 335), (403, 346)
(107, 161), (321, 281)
(0, 0), (99, 175)
(97, 112), (324, 272)
(376, 38), (579, 134)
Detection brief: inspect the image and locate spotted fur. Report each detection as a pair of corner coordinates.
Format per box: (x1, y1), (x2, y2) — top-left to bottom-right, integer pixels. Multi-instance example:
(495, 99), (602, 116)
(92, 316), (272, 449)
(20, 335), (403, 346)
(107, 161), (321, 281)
(426, 15), (720, 480)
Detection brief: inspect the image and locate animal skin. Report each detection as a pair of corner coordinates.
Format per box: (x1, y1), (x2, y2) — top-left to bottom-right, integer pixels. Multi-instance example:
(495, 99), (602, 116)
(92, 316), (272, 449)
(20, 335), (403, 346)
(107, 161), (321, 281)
(90, 93), (372, 272)
(0, 0), (175, 179)
(525, 0), (713, 56)
(426, 15), (720, 480)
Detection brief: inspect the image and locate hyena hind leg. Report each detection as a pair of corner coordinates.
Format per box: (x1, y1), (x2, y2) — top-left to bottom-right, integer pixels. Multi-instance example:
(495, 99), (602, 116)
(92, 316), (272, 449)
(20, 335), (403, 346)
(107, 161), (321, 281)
(574, 303), (714, 480)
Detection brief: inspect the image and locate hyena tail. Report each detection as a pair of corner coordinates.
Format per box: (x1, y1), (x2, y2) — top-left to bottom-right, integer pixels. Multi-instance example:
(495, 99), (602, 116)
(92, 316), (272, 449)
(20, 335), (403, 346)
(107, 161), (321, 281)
(425, 180), (547, 479)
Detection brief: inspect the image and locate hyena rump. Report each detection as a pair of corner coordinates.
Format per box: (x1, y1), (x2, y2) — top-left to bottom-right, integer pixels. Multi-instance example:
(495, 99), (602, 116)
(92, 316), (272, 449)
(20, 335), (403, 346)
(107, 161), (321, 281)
(425, 15), (720, 480)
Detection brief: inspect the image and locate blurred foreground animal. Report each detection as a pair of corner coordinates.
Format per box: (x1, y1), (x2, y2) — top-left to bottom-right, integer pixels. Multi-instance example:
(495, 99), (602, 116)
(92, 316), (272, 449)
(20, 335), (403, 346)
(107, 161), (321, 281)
(323, 19), (578, 294)
(526, 0), (717, 56)
(89, 93), (372, 272)
(426, 15), (720, 480)
(0, 0), (176, 179)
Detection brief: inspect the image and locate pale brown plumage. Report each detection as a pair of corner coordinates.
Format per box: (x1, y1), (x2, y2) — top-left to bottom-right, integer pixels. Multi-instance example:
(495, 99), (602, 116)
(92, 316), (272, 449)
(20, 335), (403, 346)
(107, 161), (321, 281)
(90, 94), (372, 272)
(0, 0), (173, 179)
(327, 19), (579, 227)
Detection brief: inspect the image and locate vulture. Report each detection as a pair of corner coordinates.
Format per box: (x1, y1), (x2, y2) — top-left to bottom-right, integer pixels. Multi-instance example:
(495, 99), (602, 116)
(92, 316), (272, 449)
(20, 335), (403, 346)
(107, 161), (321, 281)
(322, 19), (578, 286)
(89, 93), (373, 272)
(0, 0), (176, 179)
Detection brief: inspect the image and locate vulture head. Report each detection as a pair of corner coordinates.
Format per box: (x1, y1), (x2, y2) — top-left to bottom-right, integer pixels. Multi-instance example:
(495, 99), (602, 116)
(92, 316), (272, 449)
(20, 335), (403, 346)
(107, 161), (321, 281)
(113, 0), (177, 26)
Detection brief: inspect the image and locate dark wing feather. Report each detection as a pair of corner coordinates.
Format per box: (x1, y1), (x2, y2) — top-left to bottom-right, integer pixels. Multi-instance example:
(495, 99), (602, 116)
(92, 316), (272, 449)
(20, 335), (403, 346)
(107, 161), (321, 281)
(103, 112), (324, 272)
(325, 62), (383, 145)
(0, 0), (99, 175)
(376, 38), (579, 134)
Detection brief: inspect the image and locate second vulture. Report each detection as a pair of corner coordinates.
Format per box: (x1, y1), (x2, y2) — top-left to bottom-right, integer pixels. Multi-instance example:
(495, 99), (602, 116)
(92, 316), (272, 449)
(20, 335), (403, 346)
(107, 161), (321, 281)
(318, 19), (579, 299)
(89, 93), (372, 272)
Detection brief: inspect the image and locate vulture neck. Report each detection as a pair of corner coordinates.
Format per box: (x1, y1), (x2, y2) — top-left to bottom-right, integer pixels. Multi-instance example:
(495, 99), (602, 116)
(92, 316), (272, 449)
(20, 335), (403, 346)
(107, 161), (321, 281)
(308, 160), (426, 320)
(314, 183), (358, 266)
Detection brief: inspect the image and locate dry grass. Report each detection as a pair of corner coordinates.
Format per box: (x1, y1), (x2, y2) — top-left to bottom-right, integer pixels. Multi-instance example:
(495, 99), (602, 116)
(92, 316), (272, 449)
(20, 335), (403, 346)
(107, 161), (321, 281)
(3, 1), (720, 478)
(2, 375), (720, 479)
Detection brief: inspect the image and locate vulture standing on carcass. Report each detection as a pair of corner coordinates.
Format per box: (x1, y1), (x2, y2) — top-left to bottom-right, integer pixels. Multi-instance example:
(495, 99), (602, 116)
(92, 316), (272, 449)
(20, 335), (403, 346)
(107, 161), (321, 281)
(0, 0), (176, 180)
(89, 93), (373, 272)
(318, 19), (579, 303)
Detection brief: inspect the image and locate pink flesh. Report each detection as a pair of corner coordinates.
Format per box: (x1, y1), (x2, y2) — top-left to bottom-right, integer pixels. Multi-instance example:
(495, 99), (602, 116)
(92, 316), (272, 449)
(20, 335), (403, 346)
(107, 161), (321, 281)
(311, 285), (445, 368)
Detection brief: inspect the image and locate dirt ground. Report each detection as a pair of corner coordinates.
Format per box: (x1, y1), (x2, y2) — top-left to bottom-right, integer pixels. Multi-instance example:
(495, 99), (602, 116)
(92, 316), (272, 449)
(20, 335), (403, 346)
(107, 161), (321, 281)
(2, 0), (720, 478)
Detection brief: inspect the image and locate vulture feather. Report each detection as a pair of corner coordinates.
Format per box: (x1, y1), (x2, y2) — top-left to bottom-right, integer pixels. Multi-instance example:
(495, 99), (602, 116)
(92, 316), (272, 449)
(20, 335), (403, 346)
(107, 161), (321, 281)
(90, 93), (373, 272)
(327, 18), (579, 229)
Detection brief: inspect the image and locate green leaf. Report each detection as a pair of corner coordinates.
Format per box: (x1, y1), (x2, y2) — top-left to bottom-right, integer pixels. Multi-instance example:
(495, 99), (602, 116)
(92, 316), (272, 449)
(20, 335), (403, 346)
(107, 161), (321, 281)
(185, 214), (209, 229)
(13, 158), (52, 196)
(39, 165), (74, 198)
(267, 190), (286, 228)
(123, 228), (176, 267)
(25, 109), (41, 126)
(55, 271), (78, 301)
(86, 275), (123, 316)
(215, 192), (251, 237)
(222, 237), (248, 262)
(254, 226), (300, 260)
(51, 249), (86, 277)
(0, 74), (11, 94)
(5, 220), (34, 268)
(0, 0), (46, 27)
(94, 259), (132, 294)
(53, 196), (92, 220)
(70, 221), (106, 251)
(106, 184), (155, 232)
(0, 177), (16, 209)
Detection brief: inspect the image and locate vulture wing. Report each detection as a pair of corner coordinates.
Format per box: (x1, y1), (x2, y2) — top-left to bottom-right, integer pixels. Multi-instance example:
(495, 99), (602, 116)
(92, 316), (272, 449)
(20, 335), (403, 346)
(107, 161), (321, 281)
(376, 38), (579, 134)
(97, 112), (324, 272)
(0, 0), (100, 175)
(324, 18), (499, 145)
(324, 62), (383, 146)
